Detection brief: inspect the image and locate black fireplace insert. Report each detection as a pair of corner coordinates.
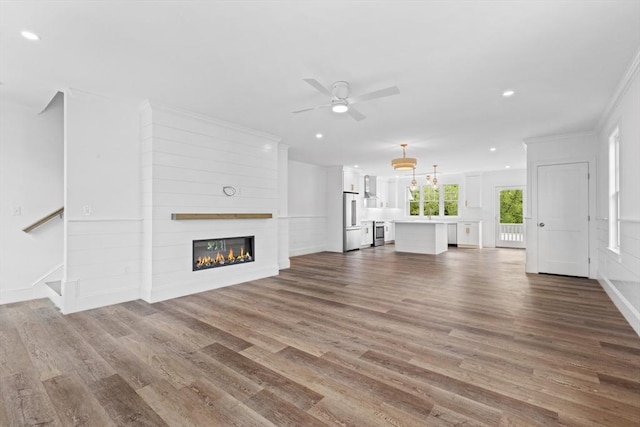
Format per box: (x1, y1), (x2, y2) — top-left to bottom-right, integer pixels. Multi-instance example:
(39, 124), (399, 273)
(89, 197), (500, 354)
(193, 236), (255, 271)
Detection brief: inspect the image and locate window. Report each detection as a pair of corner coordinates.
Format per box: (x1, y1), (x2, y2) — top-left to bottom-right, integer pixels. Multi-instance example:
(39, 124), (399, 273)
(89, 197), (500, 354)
(609, 127), (620, 252)
(406, 183), (460, 217)
(443, 184), (459, 216)
(423, 186), (439, 216)
(409, 187), (420, 216)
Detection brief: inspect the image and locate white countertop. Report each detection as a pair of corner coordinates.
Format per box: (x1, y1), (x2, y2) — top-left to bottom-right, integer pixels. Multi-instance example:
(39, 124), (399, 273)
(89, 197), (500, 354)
(393, 220), (448, 224)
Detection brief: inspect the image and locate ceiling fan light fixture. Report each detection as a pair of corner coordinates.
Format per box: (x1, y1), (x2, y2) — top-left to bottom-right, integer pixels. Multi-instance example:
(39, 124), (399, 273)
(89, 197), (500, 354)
(391, 143), (417, 170)
(331, 100), (349, 113)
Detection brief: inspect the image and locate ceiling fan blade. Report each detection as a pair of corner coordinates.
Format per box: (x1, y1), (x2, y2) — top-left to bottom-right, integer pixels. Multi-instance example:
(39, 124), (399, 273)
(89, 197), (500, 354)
(291, 103), (331, 114)
(303, 78), (333, 97)
(349, 86), (400, 104)
(347, 106), (366, 121)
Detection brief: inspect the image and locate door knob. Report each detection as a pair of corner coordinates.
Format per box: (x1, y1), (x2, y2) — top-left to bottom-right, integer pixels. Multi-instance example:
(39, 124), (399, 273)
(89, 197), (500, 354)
(538, 222), (545, 227)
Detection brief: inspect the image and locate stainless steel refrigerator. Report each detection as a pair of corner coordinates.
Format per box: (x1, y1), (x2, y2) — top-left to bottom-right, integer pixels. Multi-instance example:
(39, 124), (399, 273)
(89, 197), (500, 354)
(343, 192), (361, 252)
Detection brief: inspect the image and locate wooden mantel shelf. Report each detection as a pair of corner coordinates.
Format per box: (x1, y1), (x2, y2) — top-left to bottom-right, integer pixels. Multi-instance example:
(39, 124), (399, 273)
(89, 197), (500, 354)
(171, 213), (272, 220)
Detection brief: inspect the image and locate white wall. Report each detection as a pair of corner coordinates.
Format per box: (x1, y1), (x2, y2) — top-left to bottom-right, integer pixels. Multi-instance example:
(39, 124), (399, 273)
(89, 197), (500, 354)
(63, 89), (142, 313)
(523, 132), (598, 278)
(595, 54), (640, 334)
(0, 94), (64, 303)
(141, 103), (281, 303)
(288, 160), (328, 256)
(277, 145), (290, 269)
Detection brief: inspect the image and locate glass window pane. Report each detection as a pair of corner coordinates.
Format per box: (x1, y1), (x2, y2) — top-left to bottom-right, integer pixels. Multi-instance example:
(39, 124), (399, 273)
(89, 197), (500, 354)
(409, 187), (420, 216)
(443, 184), (458, 216)
(423, 186), (439, 216)
(499, 189), (523, 223)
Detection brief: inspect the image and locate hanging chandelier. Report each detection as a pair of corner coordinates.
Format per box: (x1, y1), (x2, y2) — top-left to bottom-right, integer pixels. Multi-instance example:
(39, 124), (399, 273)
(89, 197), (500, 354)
(391, 143), (417, 170)
(410, 167), (418, 191)
(426, 164), (439, 189)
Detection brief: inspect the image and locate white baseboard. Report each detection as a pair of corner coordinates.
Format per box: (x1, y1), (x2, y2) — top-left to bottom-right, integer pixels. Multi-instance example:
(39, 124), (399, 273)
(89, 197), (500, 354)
(0, 285), (48, 305)
(598, 275), (640, 336)
(62, 279), (140, 314)
(289, 245), (326, 257)
(145, 265), (279, 304)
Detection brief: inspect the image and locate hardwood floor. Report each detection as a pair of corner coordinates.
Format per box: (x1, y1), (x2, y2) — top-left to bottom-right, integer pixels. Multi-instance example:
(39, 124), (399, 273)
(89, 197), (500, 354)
(1, 246), (639, 426)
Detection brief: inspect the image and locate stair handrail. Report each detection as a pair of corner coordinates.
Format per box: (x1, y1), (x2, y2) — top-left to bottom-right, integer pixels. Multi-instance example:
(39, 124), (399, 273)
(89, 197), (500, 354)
(22, 207), (64, 233)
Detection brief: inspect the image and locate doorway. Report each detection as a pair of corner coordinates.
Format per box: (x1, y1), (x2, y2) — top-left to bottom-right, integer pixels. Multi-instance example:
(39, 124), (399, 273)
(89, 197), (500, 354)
(495, 187), (525, 248)
(537, 162), (589, 277)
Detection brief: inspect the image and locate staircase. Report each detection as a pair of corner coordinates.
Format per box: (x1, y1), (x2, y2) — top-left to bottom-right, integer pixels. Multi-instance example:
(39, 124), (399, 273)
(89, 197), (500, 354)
(22, 208), (65, 311)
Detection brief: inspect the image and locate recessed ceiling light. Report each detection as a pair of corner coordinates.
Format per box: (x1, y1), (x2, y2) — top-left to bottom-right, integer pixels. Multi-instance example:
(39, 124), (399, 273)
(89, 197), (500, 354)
(354, 165), (359, 168)
(489, 147), (496, 152)
(505, 165), (511, 169)
(315, 133), (323, 139)
(502, 90), (515, 97)
(21, 31), (40, 41)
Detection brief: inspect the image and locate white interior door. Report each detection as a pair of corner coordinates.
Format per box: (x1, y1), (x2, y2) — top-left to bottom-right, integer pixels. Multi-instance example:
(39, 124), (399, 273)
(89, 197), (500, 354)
(495, 187), (525, 248)
(537, 162), (589, 277)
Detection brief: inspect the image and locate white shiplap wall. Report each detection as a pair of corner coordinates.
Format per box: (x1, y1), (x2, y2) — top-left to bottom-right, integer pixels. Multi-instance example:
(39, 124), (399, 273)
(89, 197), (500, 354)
(597, 220), (640, 333)
(287, 160), (328, 256)
(595, 53), (640, 334)
(141, 103), (281, 303)
(63, 90), (142, 313)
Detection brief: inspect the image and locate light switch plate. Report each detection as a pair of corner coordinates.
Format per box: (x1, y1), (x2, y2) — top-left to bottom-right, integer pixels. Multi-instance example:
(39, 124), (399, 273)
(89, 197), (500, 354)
(83, 205), (92, 216)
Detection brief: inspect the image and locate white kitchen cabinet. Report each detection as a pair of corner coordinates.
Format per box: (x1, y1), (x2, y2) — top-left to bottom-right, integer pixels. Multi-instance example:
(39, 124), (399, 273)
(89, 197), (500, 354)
(465, 174), (482, 208)
(361, 221), (373, 246)
(377, 177), (388, 208)
(457, 220), (482, 248)
(387, 178), (399, 209)
(343, 168), (360, 193)
(384, 221), (394, 242)
(447, 223), (457, 245)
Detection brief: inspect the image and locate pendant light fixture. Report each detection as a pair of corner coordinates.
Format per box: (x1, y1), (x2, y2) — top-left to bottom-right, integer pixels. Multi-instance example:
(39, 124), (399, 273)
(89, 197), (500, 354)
(391, 143), (417, 170)
(426, 165), (439, 189)
(410, 167), (418, 191)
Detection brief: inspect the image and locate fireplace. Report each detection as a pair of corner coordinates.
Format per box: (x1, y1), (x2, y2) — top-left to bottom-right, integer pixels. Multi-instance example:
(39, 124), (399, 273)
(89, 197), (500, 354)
(193, 236), (254, 271)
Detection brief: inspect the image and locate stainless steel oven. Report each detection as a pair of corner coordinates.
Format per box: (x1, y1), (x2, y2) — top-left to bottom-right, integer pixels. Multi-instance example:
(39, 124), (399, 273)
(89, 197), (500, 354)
(374, 221), (385, 246)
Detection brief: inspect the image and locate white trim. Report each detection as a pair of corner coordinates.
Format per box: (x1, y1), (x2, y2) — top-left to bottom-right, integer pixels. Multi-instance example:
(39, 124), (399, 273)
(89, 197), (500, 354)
(145, 265), (279, 304)
(523, 131), (596, 147)
(64, 286), (141, 314)
(290, 245), (327, 257)
(66, 218), (143, 222)
(598, 275), (640, 336)
(596, 48), (640, 132)
(142, 100), (282, 142)
(0, 286), (48, 305)
(621, 218), (640, 223)
(30, 262), (64, 288)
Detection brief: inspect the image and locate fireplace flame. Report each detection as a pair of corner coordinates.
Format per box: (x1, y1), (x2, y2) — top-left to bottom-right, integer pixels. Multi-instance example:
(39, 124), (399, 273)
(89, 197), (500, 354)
(195, 243), (253, 270)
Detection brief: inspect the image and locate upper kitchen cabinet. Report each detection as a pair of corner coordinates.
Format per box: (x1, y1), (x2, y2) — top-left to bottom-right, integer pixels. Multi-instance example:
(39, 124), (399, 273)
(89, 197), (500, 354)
(464, 174), (482, 208)
(376, 177), (388, 208)
(343, 167), (360, 193)
(387, 178), (399, 209)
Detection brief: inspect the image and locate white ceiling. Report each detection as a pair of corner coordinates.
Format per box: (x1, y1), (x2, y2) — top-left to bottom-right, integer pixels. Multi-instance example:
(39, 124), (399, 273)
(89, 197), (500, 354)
(1, 1), (639, 178)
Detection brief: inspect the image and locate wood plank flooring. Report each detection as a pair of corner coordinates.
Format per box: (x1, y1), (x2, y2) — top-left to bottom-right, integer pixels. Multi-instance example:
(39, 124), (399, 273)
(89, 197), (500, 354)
(1, 246), (639, 426)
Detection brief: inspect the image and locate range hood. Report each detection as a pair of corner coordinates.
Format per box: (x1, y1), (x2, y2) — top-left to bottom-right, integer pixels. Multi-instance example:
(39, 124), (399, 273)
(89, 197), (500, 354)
(364, 175), (377, 198)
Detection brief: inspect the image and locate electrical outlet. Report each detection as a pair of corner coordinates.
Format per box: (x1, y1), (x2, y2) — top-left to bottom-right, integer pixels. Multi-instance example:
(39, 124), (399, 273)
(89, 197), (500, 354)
(12, 206), (21, 216)
(83, 205), (92, 216)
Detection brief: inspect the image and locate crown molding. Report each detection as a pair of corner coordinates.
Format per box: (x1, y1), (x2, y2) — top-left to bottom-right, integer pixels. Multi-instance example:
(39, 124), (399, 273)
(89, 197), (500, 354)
(145, 100), (282, 143)
(522, 130), (596, 146)
(595, 47), (640, 132)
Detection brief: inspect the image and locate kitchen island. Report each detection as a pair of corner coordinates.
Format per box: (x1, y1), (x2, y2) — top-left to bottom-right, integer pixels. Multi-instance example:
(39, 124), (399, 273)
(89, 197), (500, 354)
(393, 220), (448, 255)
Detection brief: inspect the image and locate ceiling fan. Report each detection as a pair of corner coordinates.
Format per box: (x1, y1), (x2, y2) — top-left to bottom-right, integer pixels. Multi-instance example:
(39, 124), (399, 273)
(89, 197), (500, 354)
(292, 79), (400, 121)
